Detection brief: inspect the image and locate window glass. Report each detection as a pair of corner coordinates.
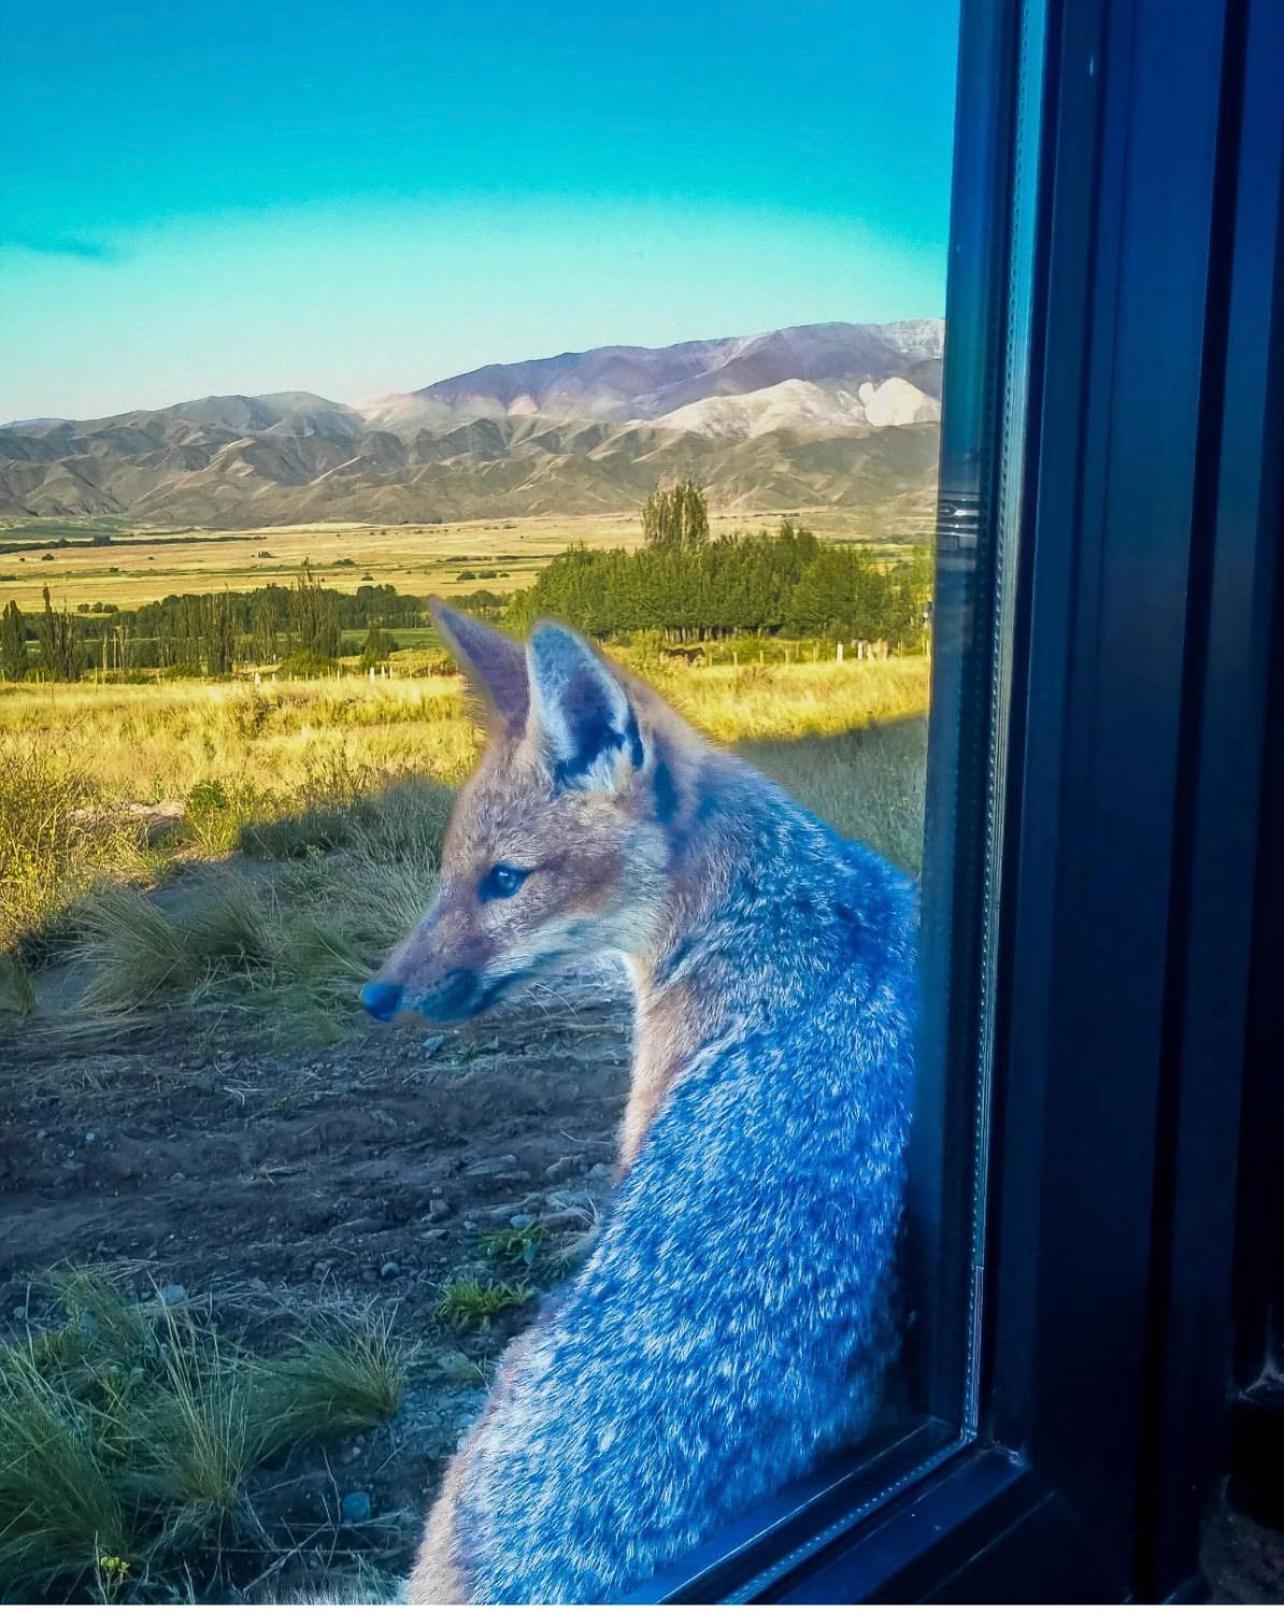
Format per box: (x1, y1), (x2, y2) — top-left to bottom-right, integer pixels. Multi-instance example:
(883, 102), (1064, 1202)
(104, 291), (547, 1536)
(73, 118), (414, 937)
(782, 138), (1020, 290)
(0, 1), (1047, 1603)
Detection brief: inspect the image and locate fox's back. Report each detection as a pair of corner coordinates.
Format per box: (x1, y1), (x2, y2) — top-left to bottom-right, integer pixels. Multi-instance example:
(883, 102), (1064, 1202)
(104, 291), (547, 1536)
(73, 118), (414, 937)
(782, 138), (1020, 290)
(453, 826), (917, 1603)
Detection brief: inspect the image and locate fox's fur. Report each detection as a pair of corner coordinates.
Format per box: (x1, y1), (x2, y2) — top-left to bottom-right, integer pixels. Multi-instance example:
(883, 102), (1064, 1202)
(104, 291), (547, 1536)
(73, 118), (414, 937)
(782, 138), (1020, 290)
(363, 602), (917, 1604)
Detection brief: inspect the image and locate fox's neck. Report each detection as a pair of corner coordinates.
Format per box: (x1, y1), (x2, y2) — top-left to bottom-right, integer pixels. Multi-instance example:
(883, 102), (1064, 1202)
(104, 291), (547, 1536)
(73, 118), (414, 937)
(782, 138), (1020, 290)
(617, 747), (855, 1171)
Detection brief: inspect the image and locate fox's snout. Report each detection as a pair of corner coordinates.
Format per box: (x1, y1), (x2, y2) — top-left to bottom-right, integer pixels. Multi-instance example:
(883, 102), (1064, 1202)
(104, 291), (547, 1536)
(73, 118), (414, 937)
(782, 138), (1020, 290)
(359, 979), (403, 1020)
(360, 965), (490, 1024)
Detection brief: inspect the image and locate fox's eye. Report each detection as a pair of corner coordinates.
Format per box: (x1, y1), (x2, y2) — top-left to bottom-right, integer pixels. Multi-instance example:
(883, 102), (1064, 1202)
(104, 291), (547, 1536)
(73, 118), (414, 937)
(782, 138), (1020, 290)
(479, 863), (530, 902)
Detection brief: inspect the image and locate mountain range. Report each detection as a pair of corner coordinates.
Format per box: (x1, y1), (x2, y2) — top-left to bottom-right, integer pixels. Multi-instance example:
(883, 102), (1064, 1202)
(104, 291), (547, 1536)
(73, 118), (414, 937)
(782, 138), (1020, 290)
(0, 320), (942, 527)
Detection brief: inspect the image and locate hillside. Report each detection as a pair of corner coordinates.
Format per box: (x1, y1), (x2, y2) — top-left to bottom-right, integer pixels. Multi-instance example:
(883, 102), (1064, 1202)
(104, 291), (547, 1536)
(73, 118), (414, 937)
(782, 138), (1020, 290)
(0, 321), (942, 527)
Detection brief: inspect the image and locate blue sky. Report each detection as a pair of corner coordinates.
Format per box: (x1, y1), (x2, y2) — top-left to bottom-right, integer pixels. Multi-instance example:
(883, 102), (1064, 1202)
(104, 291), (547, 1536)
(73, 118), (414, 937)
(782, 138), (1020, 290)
(0, 0), (960, 420)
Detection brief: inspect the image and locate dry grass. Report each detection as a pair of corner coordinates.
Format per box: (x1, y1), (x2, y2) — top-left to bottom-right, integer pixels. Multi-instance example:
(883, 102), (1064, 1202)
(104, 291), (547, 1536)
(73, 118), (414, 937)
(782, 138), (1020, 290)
(1, 655), (929, 1043)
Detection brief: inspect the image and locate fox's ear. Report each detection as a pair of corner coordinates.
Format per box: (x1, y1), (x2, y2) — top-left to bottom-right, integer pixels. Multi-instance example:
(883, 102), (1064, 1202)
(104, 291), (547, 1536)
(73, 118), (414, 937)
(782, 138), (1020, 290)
(429, 598), (529, 732)
(527, 622), (644, 791)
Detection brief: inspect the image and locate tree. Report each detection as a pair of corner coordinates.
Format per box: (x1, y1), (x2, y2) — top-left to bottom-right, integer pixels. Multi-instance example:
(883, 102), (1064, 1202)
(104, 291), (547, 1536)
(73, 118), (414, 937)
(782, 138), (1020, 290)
(359, 623), (398, 669)
(290, 560), (340, 660)
(786, 548), (892, 642)
(0, 600), (26, 681)
(37, 587), (85, 682)
(642, 480), (709, 550)
(250, 594), (278, 664)
(205, 591), (237, 677)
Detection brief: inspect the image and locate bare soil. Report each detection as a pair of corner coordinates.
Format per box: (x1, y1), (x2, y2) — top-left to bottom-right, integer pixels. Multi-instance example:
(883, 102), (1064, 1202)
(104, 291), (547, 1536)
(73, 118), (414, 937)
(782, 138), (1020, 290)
(0, 971), (633, 1601)
(4, 973), (1280, 1603)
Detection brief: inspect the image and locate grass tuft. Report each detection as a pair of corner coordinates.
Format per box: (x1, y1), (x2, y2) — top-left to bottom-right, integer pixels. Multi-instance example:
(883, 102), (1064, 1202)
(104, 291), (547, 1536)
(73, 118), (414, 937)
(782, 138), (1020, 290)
(437, 1278), (536, 1331)
(0, 1267), (410, 1601)
(252, 1311), (413, 1453)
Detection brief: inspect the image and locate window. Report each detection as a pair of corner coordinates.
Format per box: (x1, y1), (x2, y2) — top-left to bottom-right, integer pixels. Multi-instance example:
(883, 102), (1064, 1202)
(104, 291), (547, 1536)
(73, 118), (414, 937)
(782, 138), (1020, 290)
(2, 0), (1279, 1603)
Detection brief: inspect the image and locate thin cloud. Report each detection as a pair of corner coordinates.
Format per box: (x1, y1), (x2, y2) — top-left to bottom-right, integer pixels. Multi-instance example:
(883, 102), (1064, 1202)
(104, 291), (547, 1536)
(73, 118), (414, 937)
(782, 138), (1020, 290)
(1, 232), (119, 261)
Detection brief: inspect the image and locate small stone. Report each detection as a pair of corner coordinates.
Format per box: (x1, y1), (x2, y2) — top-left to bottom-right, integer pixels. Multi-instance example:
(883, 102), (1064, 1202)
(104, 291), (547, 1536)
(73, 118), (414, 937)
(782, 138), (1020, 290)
(421, 1033), (446, 1055)
(158, 1283), (186, 1306)
(12, 1305), (27, 1321)
(379, 1260), (400, 1280)
(436, 1348), (479, 1383)
(84, 1131), (96, 1144)
(509, 1213), (535, 1230)
(588, 1163), (612, 1180)
(340, 1490), (372, 1524)
(464, 1154), (519, 1178)
(427, 1197), (450, 1221)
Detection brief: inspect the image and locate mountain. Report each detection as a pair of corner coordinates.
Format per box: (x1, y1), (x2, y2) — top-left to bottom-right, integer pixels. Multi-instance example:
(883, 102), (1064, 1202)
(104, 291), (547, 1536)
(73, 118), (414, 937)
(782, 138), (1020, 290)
(0, 322), (942, 526)
(362, 320), (944, 430)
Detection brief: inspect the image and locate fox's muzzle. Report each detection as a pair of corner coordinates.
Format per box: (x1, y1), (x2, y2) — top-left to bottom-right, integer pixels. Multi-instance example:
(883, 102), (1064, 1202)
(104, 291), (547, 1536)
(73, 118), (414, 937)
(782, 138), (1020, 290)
(360, 965), (503, 1025)
(360, 979), (404, 1020)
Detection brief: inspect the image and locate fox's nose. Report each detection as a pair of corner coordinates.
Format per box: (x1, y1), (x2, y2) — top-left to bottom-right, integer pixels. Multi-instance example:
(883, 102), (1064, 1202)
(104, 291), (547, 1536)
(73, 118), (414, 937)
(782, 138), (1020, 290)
(360, 980), (404, 1021)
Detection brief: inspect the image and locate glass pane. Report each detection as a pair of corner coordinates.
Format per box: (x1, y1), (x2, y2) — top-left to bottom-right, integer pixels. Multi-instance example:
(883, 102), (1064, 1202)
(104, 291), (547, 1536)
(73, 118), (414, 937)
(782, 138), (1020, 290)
(0, 0), (1039, 1602)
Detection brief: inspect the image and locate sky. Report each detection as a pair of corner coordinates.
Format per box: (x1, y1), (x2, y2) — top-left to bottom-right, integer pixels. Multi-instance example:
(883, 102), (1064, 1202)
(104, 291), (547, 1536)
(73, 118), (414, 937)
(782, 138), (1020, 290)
(0, 0), (960, 421)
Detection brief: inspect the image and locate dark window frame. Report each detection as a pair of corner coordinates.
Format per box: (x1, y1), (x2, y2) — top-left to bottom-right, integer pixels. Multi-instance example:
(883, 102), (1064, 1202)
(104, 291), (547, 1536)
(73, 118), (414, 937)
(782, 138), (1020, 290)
(626, 0), (1284, 1599)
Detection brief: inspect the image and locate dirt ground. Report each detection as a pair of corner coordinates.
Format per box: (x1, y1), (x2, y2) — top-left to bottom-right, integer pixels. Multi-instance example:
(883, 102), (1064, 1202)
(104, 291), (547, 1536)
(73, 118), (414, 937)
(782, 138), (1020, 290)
(4, 967), (1281, 1603)
(0, 968), (633, 1601)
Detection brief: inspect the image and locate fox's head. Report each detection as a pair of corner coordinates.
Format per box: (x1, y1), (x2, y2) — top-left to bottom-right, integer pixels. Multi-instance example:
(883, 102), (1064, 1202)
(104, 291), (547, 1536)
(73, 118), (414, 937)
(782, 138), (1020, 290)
(360, 602), (693, 1025)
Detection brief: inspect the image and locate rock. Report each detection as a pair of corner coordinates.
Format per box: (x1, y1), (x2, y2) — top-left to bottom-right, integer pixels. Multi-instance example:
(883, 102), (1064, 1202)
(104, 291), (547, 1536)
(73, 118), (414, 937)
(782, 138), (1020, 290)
(340, 1490), (372, 1525)
(435, 1348), (478, 1383)
(12, 1305), (26, 1321)
(158, 1283), (186, 1306)
(379, 1260), (400, 1280)
(588, 1163), (613, 1181)
(509, 1213), (535, 1230)
(427, 1197), (451, 1221)
(463, 1154), (519, 1177)
(84, 1131), (96, 1144)
(421, 1033), (446, 1055)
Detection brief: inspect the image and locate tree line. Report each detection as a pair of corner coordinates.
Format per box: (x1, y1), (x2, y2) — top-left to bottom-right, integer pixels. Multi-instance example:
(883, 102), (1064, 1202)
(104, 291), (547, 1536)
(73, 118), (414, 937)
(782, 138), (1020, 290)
(0, 485), (933, 682)
(0, 567), (463, 681)
(505, 483), (931, 648)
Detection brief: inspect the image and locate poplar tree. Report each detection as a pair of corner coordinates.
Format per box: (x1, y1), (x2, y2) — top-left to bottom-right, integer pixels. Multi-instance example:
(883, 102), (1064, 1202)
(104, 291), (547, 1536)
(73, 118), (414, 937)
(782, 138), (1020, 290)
(641, 480), (710, 550)
(37, 587), (86, 682)
(0, 600), (26, 681)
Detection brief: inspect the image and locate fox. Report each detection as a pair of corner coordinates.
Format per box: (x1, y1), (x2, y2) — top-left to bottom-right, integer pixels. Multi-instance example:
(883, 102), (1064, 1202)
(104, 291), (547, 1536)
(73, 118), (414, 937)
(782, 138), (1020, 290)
(360, 601), (918, 1604)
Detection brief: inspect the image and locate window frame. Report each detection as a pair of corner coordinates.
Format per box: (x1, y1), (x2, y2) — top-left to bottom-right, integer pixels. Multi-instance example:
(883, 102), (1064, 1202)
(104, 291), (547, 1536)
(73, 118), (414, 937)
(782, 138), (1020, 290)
(626, 0), (1284, 1599)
